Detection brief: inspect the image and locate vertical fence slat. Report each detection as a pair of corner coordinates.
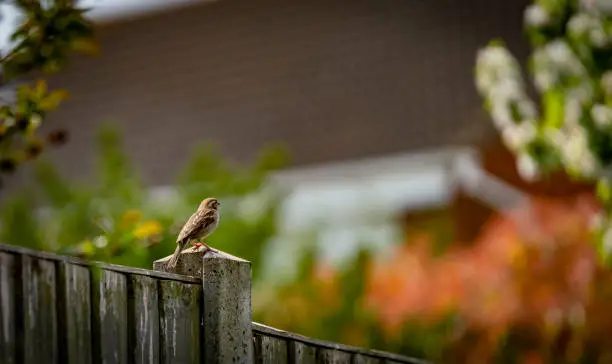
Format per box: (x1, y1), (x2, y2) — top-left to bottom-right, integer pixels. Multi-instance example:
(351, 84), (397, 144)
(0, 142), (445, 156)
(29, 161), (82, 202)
(253, 334), (262, 363)
(288, 341), (317, 363)
(352, 354), (382, 364)
(159, 280), (201, 364)
(0, 253), (19, 364)
(316, 348), (352, 364)
(130, 275), (159, 364)
(93, 269), (128, 364)
(58, 263), (92, 364)
(22, 256), (58, 364)
(254, 334), (287, 363)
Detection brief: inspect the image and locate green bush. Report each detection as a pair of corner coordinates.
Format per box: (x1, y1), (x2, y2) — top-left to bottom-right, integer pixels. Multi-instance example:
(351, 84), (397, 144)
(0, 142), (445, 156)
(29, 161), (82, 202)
(0, 123), (288, 281)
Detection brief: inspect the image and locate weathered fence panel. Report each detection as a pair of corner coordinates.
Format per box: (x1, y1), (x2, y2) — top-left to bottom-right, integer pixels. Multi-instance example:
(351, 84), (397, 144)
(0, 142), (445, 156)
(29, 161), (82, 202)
(95, 270), (129, 364)
(289, 341), (317, 363)
(58, 262), (92, 364)
(0, 252), (19, 364)
(251, 324), (427, 364)
(22, 255), (58, 364)
(254, 333), (288, 363)
(352, 354), (381, 364)
(159, 280), (202, 364)
(129, 275), (159, 364)
(0, 243), (427, 364)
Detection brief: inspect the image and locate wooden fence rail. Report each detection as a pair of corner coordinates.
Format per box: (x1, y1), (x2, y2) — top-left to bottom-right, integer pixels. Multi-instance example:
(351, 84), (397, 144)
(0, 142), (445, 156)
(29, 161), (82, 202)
(0, 243), (427, 364)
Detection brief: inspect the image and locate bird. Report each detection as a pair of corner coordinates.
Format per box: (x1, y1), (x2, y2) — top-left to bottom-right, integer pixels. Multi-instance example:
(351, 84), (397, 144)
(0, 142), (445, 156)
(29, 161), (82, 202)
(167, 197), (220, 268)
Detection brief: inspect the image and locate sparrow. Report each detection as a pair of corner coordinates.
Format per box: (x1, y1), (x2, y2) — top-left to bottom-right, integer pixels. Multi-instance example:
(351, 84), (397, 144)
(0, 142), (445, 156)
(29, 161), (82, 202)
(167, 197), (220, 268)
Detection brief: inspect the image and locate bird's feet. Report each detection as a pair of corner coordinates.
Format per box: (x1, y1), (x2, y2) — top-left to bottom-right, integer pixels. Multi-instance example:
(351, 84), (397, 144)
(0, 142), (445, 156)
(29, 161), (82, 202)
(190, 241), (204, 251)
(190, 241), (218, 254)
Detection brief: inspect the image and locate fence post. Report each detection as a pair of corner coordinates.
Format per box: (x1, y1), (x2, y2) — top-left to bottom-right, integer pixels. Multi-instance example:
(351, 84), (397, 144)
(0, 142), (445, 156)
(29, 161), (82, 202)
(153, 248), (254, 364)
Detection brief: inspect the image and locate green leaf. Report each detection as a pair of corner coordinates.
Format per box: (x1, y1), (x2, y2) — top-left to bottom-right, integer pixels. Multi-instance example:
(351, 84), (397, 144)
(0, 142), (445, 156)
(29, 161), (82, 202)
(543, 89), (565, 128)
(598, 178), (612, 203)
(33, 79), (47, 100)
(69, 38), (99, 56)
(2, 51), (35, 81)
(41, 59), (62, 74)
(39, 89), (69, 111)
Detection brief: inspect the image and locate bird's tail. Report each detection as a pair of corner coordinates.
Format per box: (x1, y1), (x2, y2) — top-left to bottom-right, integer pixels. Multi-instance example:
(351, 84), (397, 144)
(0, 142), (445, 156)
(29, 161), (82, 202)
(167, 241), (184, 269)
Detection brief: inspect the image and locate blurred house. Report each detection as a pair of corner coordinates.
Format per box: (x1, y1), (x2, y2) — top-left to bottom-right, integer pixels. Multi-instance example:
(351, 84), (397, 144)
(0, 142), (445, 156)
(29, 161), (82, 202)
(3, 0), (531, 183)
(3, 0), (552, 272)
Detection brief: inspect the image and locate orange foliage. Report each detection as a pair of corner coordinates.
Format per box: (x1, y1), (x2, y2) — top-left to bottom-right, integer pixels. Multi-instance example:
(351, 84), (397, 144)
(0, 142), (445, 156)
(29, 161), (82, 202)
(365, 192), (612, 360)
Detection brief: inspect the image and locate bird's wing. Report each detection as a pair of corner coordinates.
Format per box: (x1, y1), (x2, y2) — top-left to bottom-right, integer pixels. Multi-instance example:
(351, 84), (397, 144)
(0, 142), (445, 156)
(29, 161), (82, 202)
(176, 209), (216, 243)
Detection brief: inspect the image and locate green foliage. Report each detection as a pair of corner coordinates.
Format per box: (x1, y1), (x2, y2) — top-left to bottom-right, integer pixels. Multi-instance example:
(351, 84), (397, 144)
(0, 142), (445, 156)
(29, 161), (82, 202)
(0, 0), (98, 181)
(0, 192), (40, 249)
(0, 123), (288, 277)
(2, 1), (97, 79)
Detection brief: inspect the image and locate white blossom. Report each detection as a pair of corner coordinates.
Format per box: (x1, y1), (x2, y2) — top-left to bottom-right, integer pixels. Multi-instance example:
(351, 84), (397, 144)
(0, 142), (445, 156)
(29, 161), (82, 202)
(568, 10), (610, 47)
(532, 40), (587, 92)
(501, 121), (538, 151)
(518, 98), (539, 120)
(580, 0), (612, 15)
(567, 84), (594, 104)
(534, 68), (556, 91)
(475, 45), (523, 97)
(517, 152), (540, 181)
(477, 45), (517, 70)
(488, 95), (538, 130)
(590, 28), (609, 47)
(524, 4), (550, 28)
(491, 101), (514, 129)
(592, 104), (612, 128)
(476, 46), (538, 131)
(565, 99), (583, 127)
(568, 12), (597, 36)
(559, 124), (600, 177)
(487, 77), (524, 101)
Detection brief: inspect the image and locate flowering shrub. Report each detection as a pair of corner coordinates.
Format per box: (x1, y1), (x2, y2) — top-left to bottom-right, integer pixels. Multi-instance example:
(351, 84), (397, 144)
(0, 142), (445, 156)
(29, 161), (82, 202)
(475, 0), (612, 263)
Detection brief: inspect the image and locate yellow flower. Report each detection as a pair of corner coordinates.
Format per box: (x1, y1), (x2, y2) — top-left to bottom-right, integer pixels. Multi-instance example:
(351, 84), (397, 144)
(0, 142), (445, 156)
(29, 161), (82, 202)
(133, 220), (163, 239)
(79, 240), (95, 256)
(120, 209), (142, 229)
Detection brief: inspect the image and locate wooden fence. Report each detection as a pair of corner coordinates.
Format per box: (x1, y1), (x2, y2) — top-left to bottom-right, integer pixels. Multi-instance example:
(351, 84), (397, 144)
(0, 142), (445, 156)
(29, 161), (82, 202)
(0, 243), (427, 364)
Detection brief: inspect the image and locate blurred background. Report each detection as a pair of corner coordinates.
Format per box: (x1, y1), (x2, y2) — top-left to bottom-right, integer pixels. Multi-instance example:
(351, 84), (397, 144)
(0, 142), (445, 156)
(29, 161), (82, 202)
(1, 0), (609, 362)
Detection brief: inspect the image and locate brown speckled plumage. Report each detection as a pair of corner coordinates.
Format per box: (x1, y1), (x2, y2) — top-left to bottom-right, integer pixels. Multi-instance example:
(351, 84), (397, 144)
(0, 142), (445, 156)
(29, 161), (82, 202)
(167, 197), (220, 268)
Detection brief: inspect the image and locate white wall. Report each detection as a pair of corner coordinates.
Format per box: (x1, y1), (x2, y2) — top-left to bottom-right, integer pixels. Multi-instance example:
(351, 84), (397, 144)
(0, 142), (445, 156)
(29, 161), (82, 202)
(259, 146), (475, 283)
